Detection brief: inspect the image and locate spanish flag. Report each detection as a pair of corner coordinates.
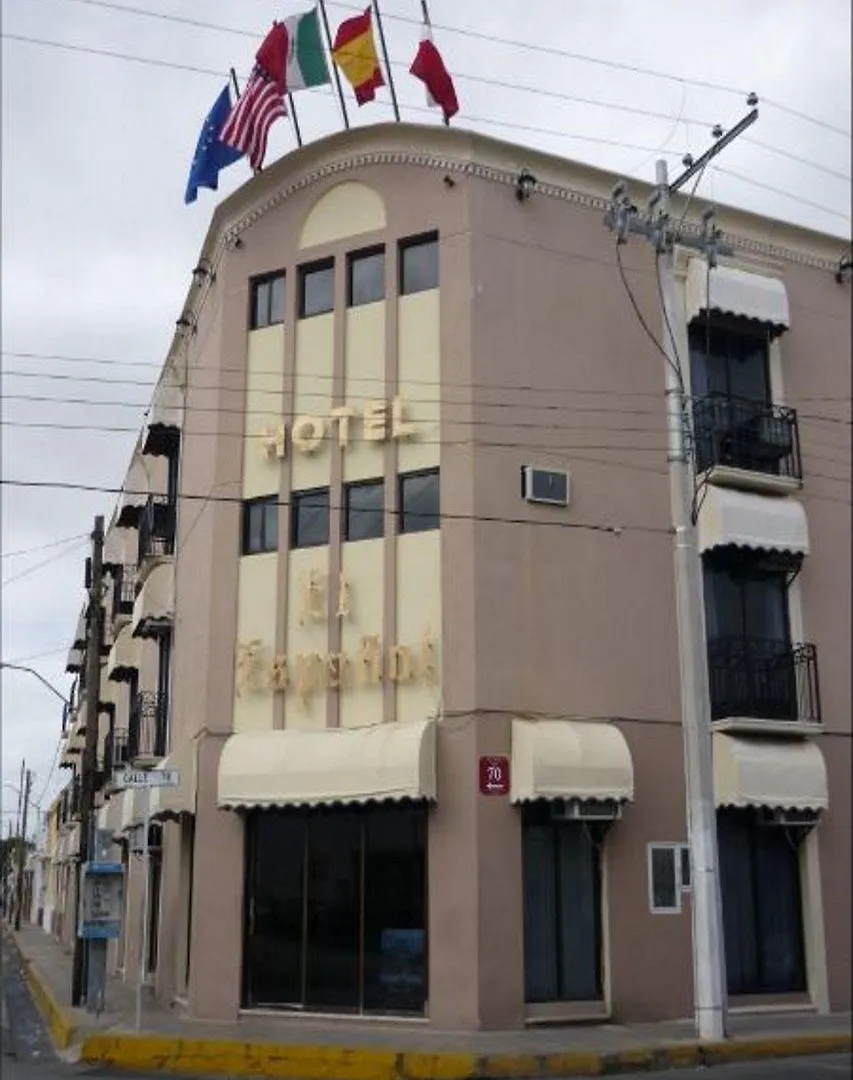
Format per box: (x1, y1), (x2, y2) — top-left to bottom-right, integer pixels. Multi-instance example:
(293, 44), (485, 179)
(332, 7), (385, 105)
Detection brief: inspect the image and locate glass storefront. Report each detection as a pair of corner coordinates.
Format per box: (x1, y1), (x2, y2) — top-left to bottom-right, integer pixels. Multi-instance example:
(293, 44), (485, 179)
(243, 803), (427, 1014)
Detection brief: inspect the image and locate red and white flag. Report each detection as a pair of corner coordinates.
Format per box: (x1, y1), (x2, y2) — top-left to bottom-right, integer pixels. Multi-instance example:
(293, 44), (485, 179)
(220, 67), (286, 171)
(410, 24), (458, 124)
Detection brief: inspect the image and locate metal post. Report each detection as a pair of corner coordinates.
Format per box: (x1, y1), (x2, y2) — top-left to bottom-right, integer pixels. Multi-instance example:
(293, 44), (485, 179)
(656, 159), (727, 1041)
(287, 92), (303, 147)
(14, 768), (31, 931)
(136, 785), (150, 1032)
(371, 0), (400, 121)
(317, 0), (350, 129)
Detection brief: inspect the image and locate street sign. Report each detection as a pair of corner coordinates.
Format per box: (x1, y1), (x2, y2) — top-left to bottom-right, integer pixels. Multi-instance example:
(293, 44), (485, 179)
(123, 768), (180, 788)
(479, 756), (510, 796)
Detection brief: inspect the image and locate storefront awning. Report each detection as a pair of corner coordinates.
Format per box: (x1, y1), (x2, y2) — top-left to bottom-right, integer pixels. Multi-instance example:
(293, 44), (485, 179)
(697, 487), (809, 557)
(714, 733), (828, 811)
(132, 561), (174, 639)
(218, 721), (437, 809)
(686, 260), (789, 334)
(115, 455), (149, 529)
(107, 624), (140, 683)
(510, 720), (634, 804)
(149, 739), (196, 821)
(142, 375), (182, 457)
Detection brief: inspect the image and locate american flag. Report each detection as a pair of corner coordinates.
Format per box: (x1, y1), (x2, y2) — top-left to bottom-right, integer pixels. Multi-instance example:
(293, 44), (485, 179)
(220, 67), (286, 172)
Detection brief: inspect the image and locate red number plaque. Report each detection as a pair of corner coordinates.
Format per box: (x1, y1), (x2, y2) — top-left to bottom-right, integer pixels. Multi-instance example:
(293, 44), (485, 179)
(479, 755), (510, 796)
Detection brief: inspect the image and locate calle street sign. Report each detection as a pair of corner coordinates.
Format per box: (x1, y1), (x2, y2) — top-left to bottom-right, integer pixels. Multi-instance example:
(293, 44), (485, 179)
(123, 768), (180, 789)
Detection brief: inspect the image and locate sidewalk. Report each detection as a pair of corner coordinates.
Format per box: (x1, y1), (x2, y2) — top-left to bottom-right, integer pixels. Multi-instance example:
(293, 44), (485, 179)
(6, 923), (851, 1078)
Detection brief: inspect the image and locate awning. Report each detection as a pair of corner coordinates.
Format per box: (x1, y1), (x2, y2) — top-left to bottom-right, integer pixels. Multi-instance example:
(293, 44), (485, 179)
(714, 732), (828, 811)
(102, 525), (132, 573)
(686, 260), (789, 335)
(218, 720), (437, 809)
(72, 608), (87, 650)
(119, 786), (147, 832)
(107, 624), (140, 682)
(149, 739), (197, 821)
(132, 561), (174, 639)
(697, 487), (809, 556)
(66, 646), (84, 675)
(115, 455), (149, 529)
(510, 720), (634, 803)
(142, 375), (182, 457)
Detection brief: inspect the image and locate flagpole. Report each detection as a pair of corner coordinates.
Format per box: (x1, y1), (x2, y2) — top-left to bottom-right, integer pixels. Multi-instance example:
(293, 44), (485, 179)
(287, 92), (304, 147)
(419, 0), (431, 25)
(371, 0), (400, 122)
(229, 67), (241, 99)
(317, 0), (350, 130)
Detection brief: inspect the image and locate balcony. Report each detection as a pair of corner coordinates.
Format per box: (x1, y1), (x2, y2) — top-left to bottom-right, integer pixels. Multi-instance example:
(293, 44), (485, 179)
(708, 636), (821, 734)
(111, 564), (137, 625)
(128, 691), (169, 765)
(137, 496), (176, 568)
(692, 394), (802, 491)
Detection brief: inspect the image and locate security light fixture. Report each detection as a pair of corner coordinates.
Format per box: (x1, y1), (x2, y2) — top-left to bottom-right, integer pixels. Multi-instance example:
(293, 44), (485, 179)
(515, 167), (536, 202)
(836, 254), (853, 284)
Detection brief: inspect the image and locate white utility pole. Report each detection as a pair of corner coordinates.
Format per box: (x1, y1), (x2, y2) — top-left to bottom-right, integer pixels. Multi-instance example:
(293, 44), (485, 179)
(655, 158), (728, 1041)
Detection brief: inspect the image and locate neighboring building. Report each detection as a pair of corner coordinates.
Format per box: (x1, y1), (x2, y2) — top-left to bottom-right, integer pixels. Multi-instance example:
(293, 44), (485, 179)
(48, 124), (850, 1030)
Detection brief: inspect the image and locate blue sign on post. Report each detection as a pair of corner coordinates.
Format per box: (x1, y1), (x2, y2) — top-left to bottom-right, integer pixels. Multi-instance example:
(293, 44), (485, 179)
(79, 862), (124, 940)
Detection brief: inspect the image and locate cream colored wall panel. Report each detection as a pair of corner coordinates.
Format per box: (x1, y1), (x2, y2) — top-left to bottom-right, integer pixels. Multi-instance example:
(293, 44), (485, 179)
(339, 538), (384, 728)
(292, 314), (334, 493)
(397, 290), (440, 472)
(299, 182), (386, 249)
(343, 304), (387, 483)
(244, 326), (285, 499)
(396, 531), (441, 725)
(233, 553), (278, 732)
(285, 547), (329, 731)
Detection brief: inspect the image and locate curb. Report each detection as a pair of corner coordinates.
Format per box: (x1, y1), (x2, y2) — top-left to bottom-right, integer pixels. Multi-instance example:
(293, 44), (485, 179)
(2, 927), (77, 1051)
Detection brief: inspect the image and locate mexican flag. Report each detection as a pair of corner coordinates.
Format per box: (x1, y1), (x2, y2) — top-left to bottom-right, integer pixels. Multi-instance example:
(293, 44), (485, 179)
(256, 9), (331, 93)
(282, 8), (331, 91)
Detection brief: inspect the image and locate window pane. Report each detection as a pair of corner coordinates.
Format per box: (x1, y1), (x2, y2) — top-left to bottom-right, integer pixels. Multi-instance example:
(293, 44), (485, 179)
(400, 237), (438, 295)
(345, 481), (384, 541)
(262, 500), (279, 552)
(243, 499), (276, 554)
(251, 281), (269, 330)
(522, 823), (559, 1002)
(305, 811), (360, 1009)
(292, 489), (329, 548)
(556, 824), (601, 1000)
(754, 824), (806, 992)
(350, 250), (385, 307)
(363, 806), (426, 1013)
(651, 846), (677, 910)
(400, 470), (439, 534)
(300, 263), (334, 318)
(244, 812), (305, 1006)
(269, 275), (286, 325)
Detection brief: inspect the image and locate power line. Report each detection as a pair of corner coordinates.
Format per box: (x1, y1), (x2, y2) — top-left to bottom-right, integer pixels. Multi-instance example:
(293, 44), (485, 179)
(1, 533), (88, 559)
(2, 647), (72, 665)
(1, 541), (89, 587)
(743, 138), (850, 183)
(714, 167), (852, 222)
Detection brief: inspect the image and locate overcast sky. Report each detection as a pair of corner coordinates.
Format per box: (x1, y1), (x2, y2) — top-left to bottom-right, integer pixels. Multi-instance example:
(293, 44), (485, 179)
(2, 0), (850, 835)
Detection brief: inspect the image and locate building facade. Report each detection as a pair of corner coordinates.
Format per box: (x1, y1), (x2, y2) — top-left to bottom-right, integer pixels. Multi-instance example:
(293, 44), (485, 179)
(50, 124), (850, 1030)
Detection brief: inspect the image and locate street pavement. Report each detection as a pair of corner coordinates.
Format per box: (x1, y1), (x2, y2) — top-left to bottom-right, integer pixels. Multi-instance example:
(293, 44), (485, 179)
(2, 931), (851, 1079)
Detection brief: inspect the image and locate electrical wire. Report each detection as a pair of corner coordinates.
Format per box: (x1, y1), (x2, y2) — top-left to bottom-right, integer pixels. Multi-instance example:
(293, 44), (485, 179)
(714, 167), (852, 222)
(1, 540), (89, 587)
(1, 533), (88, 559)
(654, 251), (687, 389)
(615, 243), (683, 389)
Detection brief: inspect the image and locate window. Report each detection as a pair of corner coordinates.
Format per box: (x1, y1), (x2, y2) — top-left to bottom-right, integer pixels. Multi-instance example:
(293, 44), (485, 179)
(399, 469), (439, 534)
(344, 480), (384, 542)
(299, 260), (334, 318)
(522, 805), (604, 1002)
(718, 808), (806, 995)
(291, 488), (330, 548)
(250, 273), (285, 330)
(399, 234), (438, 295)
(648, 843), (691, 913)
(348, 248), (385, 307)
(243, 805), (426, 1013)
(242, 497), (278, 555)
(689, 322), (770, 404)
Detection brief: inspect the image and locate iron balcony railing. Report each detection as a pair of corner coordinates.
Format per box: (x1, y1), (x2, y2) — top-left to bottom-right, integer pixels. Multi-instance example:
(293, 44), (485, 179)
(692, 393), (802, 481)
(103, 728), (131, 777)
(137, 496), (176, 565)
(111, 564), (137, 620)
(707, 636), (821, 725)
(128, 691), (169, 761)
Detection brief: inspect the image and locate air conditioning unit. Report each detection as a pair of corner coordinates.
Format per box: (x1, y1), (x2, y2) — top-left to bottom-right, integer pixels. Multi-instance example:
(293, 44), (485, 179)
(522, 466), (571, 507)
(550, 798), (621, 822)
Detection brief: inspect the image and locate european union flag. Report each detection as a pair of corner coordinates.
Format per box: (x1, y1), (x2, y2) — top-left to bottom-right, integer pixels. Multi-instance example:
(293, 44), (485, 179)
(184, 85), (244, 205)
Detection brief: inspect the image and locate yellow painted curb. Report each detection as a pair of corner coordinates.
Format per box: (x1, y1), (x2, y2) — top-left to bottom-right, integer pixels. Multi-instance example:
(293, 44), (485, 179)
(701, 1031), (853, 1065)
(3, 929), (76, 1052)
(400, 1052), (477, 1080)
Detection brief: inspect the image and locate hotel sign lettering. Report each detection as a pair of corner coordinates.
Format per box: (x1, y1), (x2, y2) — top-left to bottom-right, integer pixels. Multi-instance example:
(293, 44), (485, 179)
(261, 397), (417, 459)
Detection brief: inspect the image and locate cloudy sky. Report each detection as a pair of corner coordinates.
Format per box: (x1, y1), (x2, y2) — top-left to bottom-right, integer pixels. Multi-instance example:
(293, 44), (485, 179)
(2, 0), (850, 835)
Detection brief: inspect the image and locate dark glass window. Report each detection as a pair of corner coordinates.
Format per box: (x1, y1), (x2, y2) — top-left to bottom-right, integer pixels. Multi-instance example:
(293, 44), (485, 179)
(399, 469), (439, 534)
(703, 553), (790, 645)
(399, 234), (438, 295)
(243, 805), (426, 1014)
(299, 260), (334, 318)
(522, 805), (603, 1002)
(291, 488), (329, 548)
(689, 322), (770, 404)
(718, 808), (806, 995)
(348, 248), (385, 307)
(250, 273), (285, 330)
(344, 480), (384, 542)
(242, 497), (278, 555)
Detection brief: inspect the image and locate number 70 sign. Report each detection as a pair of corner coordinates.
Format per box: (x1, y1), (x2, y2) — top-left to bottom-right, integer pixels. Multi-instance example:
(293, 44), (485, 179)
(479, 756), (510, 796)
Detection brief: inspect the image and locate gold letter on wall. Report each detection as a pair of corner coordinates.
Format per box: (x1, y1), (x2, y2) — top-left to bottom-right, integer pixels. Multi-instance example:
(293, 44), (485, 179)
(292, 416), (326, 453)
(330, 406), (358, 449)
(363, 401), (388, 442)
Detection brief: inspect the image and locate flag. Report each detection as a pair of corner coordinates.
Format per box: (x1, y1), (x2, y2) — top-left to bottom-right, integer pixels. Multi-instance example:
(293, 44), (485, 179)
(220, 67), (287, 172)
(282, 8), (331, 91)
(410, 25), (458, 124)
(332, 7), (384, 105)
(184, 85), (244, 204)
(255, 22), (288, 91)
